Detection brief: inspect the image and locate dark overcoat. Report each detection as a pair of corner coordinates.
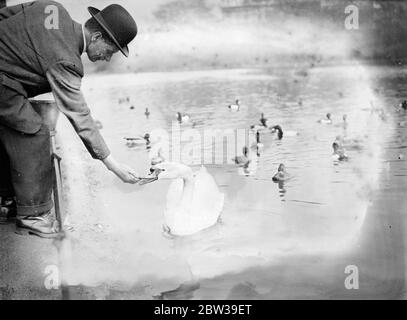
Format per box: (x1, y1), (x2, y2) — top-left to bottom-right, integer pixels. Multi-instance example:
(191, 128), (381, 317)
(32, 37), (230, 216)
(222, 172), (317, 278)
(0, 0), (110, 159)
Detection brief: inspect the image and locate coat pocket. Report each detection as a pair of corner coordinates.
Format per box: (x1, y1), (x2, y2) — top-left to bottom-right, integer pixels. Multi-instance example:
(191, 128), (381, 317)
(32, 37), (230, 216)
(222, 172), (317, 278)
(0, 73), (43, 134)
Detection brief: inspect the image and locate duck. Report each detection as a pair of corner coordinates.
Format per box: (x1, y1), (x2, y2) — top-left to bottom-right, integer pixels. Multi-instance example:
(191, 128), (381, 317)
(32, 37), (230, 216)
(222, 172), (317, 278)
(232, 146), (251, 168)
(251, 131), (264, 150)
(332, 141), (348, 161)
(118, 97), (129, 104)
(250, 122), (268, 132)
(227, 99), (240, 111)
(176, 112), (191, 124)
(259, 113), (269, 128)
(272, 163), (289, 182)
(145, 107), (150, 118)
(269, 125), (299, 139)
(124, 133), (151, 148)
(334, 114), (348, 129)
(250, 124), (264, 132)
(317, 113), (332, 124)
(270, 125), (284, 139)
(149, 162), (224, 236)
(398, 100), (407, 111)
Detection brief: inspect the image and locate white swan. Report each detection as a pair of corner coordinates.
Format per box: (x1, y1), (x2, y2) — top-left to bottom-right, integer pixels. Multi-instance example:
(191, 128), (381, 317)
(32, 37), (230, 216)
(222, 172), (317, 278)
(151, 162), (224, 236)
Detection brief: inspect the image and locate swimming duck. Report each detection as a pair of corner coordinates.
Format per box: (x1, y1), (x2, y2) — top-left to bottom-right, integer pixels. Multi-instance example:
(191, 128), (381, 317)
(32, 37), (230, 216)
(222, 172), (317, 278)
(317, 113), (332, 124)
(334, 114), (348, 129)
(271, 125), (299, 139)
(176, 112), (191, 124)
(232, 146), (251, 168)
(269, 125), (284, 139)
(250, 123), (268, 132)
(399, 100), (407, 111)
(332, 142), (348, 161)
(272, 164), (289, 182)
(250, 124), (261, 131)
(124, 133), (151, 148)
(259, 113), (269, 128)
(251, 131), (264, 150)
(118, 97), (129, 104)
(227, 99), (240, 111)
(149, 162), (224, 236)
(145, 108), (150, 118)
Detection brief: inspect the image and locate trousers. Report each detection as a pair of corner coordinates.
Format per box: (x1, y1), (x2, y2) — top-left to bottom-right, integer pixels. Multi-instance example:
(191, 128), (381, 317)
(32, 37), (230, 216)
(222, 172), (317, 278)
(0, 83), (53, 216)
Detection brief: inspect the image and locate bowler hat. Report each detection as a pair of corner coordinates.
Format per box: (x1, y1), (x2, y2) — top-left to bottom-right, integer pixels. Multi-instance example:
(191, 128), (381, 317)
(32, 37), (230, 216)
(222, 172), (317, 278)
(88, 4), (138, 57)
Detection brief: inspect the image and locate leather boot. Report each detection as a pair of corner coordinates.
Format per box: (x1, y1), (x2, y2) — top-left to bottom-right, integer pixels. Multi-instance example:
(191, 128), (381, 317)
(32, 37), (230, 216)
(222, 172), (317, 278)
(16, 210), (62, 239)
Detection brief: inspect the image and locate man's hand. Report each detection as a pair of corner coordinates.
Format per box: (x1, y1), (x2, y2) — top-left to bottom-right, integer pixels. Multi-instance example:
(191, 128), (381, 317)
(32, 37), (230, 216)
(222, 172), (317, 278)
(102, 155), (140, 184)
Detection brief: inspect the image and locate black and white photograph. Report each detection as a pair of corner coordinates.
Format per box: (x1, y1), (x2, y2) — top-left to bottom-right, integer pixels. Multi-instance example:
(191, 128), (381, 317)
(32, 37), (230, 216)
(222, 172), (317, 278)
(0, 0), (407, 305)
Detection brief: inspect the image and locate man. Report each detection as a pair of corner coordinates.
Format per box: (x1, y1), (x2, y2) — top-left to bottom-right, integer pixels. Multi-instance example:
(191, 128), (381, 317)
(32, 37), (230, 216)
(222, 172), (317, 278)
(0, 1), (139, 238)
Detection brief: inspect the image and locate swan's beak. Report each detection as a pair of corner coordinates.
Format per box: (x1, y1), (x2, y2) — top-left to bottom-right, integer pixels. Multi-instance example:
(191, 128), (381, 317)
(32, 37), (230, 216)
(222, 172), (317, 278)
(149, 167), (165, 177)
(138, 168), (163, 186)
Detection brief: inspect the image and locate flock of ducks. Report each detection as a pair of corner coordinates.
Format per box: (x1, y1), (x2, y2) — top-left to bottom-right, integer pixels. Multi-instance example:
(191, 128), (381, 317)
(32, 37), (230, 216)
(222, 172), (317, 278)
(228, 97), (385, 181)
(231, 107), (300, 181)
(123, 96), (406, 188)
(117, 95), (407, 237)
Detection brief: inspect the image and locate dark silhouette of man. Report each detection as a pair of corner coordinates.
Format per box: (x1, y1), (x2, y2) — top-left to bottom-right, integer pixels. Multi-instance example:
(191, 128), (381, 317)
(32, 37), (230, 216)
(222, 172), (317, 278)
(0, 1), (139, 237)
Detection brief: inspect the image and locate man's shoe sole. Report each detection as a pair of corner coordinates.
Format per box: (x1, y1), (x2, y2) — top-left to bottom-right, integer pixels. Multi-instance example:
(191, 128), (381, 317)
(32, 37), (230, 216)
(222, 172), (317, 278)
(15, 226), (63, 239)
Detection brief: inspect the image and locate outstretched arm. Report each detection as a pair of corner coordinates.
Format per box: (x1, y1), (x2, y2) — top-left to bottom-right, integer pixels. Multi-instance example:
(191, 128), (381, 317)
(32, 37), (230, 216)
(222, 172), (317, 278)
(46, 61), (139, 184)
(102, 154), (140, 184)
